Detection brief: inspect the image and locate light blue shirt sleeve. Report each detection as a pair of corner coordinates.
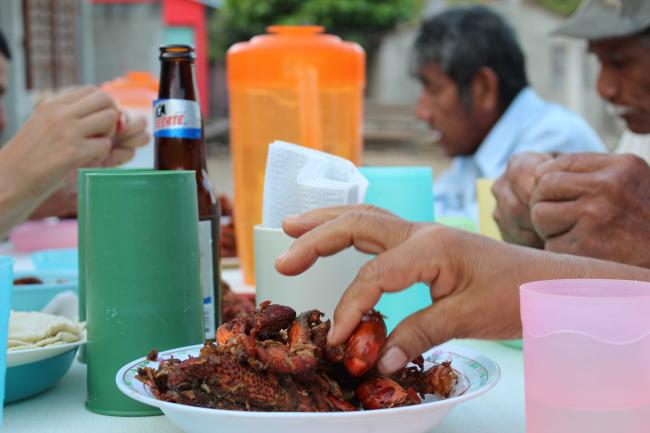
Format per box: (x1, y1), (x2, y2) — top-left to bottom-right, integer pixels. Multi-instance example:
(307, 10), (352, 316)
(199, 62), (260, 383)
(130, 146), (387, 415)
(510, 104), (605, 159)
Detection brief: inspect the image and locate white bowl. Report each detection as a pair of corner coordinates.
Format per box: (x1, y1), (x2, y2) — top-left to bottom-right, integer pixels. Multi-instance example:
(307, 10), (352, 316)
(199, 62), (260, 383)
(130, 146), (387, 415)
(116, 342), (500, 433)
(7, 339), (85, 367)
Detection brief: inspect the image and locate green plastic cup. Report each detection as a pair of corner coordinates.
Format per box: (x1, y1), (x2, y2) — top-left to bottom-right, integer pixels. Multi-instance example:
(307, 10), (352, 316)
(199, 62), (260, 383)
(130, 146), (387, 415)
(84, 170), (204, 416)
(77, 168), (154, 364)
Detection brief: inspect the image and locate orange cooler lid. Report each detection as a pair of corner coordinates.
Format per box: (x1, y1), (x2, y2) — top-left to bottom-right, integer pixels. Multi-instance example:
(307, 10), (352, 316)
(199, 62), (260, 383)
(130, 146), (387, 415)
(227, 26), (365, 88)
(100, 71), (159, 108)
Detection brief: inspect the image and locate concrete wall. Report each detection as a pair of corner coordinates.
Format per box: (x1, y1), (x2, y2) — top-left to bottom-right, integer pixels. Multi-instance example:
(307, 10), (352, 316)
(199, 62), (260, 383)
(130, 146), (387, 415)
(0, 0), (95, 144)
(368, 0), (622, 146)
(91, 3), (162, 85)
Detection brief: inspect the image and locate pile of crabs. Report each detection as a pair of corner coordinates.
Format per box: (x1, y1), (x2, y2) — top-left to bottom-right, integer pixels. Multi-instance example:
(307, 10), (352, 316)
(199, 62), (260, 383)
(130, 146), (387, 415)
(136, 301), (458, 412)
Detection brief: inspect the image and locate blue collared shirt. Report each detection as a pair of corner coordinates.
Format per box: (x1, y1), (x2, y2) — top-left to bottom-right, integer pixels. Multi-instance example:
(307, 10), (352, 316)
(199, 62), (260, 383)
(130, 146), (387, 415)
(434, 87), (606, 222)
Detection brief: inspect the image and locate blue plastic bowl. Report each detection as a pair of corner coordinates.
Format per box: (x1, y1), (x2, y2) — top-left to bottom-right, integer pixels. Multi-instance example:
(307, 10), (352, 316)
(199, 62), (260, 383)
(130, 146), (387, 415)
(31, 248), (78, 272)
(12, 271), (78, 311)
(5, 348), (78, 403)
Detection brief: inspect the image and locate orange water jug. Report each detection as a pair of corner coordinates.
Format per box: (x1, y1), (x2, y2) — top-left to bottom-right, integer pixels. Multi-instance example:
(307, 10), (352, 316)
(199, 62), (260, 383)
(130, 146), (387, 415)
(101, 71), (159, 168)
(227, 25), (365, 286)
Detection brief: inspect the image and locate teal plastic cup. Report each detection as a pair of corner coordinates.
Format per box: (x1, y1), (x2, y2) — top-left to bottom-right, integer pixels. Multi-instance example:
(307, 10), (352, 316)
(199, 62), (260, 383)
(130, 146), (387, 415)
(77, 168), (154, 364)
(0, 256), (14, 425)
(359, 166), (434, 222)
(358, 167), (434, 332)
(84, 171), (204, 416)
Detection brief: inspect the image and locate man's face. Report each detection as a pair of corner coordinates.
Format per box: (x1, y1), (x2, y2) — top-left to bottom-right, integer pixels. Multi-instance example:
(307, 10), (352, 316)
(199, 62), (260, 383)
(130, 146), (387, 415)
(0, 54), (7, 133)
(589, 35), (650, 133)
(414, 63), (489, 157)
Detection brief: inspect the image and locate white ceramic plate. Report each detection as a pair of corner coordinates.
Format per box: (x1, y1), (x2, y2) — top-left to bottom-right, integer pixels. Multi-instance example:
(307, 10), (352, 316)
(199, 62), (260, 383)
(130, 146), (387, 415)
(116, 342), (500, 433)
(7, 338), (85, 368)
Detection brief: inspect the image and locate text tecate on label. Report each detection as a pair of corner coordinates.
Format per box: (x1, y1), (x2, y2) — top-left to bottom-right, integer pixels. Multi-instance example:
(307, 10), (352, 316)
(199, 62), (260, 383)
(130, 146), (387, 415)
(153, 98), (202, 140)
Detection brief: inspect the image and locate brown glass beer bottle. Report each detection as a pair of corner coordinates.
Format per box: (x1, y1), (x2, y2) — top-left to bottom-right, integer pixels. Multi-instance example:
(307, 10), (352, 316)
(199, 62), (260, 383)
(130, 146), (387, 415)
(154, 44), (221, 339)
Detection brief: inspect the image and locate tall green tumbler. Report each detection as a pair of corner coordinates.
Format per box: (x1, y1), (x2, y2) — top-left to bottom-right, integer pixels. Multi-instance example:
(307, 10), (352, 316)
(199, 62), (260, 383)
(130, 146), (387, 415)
(77, 168), (154, 364)
(85, 171), (204, 416)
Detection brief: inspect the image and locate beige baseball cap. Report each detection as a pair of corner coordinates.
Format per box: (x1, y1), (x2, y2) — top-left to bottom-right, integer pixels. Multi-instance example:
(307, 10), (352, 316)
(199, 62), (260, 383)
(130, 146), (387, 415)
(554, 0), (650, 40)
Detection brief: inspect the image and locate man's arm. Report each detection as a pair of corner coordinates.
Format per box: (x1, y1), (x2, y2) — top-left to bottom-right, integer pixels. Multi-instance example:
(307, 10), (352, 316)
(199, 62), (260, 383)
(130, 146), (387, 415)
(0, 86), (118, 238)
(0, 167), (42, 238)
(276, 205), (650, 373)
(26, 112), (149, 220)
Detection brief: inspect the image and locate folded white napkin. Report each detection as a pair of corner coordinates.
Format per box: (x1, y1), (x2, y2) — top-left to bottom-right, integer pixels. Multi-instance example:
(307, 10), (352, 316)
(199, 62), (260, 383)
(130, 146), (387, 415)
(262, 141), (368, 228)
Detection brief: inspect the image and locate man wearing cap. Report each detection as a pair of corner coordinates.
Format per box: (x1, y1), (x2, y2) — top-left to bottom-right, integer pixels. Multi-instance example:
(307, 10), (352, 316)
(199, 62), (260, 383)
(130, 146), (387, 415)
(492, 0), (650, 268)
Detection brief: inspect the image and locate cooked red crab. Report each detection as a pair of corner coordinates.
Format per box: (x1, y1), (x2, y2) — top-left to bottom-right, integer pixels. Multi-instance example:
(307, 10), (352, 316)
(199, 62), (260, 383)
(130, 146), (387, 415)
(137, 301), (458, 411)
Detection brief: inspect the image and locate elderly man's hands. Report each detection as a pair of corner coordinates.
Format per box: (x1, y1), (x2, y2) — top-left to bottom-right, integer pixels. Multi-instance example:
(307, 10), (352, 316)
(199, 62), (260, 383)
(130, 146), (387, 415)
(494, 151), (650, 268)
(103, 111), (149, 167)
(1, 86), (118, 199)
(4, 86), (150, 199)
(29, 111), (149, 220)
(492, 152), (553, 248)
(530, 153), (650, 267)
(0, 86), (150, 233)
(276, 205), (524, 373)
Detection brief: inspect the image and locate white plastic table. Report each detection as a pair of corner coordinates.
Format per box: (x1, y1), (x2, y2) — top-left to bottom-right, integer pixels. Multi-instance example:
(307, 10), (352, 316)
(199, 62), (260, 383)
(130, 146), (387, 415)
(3, 339), (525, 433)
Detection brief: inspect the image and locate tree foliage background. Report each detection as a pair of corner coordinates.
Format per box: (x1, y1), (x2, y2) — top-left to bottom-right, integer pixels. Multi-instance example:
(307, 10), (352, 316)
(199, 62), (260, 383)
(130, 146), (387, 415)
(208, 0), (422, 63)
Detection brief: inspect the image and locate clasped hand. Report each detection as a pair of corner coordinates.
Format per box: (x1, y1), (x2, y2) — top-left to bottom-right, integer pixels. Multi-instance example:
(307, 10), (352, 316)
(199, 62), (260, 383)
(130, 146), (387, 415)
(493, 152), (650, 267)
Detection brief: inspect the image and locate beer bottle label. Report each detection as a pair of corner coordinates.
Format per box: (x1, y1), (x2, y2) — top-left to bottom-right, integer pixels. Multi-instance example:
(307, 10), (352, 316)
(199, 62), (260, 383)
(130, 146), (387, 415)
(153, 98), (202, 139)
(198, 220), (216, 339)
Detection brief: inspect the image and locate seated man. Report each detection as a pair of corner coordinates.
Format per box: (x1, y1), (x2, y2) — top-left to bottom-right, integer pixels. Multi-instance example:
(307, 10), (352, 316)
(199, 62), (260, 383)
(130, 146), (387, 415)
(412, 6), (604, 220)
(492, 0), (650, 268)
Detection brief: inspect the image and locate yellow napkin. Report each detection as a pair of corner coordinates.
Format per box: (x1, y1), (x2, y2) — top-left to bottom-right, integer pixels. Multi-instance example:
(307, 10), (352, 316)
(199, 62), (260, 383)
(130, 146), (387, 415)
(476, 178), (502, 241)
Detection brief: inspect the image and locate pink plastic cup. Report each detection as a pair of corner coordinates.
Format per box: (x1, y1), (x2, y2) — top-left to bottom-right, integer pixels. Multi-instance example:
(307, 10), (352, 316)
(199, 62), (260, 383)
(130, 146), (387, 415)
(520, 279), (650, 433)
